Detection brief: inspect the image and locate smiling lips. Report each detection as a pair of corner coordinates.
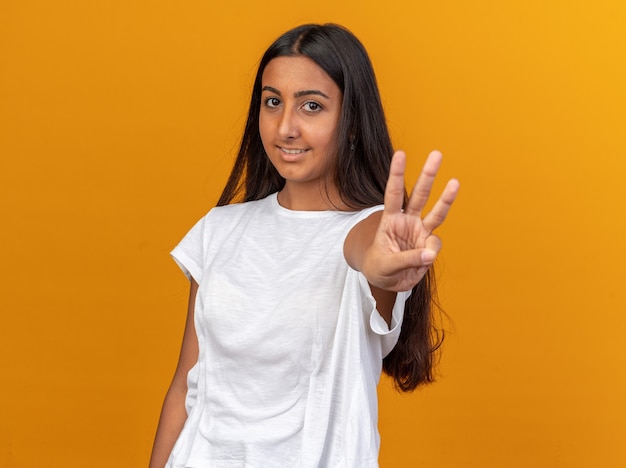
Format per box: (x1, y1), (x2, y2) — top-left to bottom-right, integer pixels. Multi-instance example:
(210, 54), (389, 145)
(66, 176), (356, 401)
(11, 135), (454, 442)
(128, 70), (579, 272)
(278, 146), (309, 161)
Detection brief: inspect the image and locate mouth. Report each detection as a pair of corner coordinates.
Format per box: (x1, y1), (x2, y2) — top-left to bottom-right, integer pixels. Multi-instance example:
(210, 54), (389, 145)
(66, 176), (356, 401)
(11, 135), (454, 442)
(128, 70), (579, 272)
(279, 147), (307, 155)
(277, 146), (309, 161)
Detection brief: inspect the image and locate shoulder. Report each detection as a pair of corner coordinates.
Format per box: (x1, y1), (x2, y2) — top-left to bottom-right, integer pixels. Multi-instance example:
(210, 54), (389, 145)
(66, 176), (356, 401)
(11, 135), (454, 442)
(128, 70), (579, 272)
(340, 205), (384, 236)
(345, 208), (383, 247)
(205, 193), (276, 221)
(349, 204), (384, 224)
(343, 207), (383, 269)
(176, 195), (277, 251)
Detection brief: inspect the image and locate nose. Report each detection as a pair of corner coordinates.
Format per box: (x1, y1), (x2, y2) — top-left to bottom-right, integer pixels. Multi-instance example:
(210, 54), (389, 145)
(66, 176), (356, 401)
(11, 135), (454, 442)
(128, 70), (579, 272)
(277, 106), (300, 141)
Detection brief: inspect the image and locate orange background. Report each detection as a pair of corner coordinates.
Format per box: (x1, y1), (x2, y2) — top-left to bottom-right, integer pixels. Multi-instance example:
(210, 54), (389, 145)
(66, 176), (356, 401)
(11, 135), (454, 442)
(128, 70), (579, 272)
(1, 1), (625, 466)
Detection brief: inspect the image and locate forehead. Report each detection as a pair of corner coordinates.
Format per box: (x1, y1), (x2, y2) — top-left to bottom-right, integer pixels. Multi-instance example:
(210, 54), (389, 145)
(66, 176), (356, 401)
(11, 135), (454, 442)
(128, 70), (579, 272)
(261, 56), (340, 95)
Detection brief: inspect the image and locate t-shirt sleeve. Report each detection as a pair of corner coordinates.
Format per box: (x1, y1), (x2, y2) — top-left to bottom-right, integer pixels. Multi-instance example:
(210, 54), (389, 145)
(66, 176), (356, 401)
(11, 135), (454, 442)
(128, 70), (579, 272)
(347, 204), (410, 357)
(357, 272), (410, 357)
(170, 215), (206, 284)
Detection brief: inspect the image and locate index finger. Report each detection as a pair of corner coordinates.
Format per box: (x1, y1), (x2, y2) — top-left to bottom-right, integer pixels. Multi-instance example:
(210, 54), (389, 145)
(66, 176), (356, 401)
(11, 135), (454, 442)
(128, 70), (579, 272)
(384, 150), (407, 214)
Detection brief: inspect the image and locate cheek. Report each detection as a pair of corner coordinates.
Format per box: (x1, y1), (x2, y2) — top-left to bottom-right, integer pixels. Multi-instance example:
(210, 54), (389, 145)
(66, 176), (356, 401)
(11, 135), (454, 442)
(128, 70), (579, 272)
(315, 126), (339, 151)
(317, 113), (341, 147)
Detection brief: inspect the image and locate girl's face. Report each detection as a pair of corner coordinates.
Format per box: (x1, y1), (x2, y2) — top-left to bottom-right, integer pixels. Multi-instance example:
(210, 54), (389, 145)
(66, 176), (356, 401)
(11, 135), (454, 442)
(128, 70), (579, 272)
(259, 56), (343, 205)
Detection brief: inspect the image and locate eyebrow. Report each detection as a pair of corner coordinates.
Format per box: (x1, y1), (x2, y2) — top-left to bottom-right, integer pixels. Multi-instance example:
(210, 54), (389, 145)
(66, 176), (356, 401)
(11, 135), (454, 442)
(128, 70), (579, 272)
(262, 86), (330, 100)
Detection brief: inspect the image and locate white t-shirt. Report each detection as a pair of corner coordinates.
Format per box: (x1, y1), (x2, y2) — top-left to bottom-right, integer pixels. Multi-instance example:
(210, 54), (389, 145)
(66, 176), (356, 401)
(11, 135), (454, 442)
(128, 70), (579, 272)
(166, 193), (408, 468)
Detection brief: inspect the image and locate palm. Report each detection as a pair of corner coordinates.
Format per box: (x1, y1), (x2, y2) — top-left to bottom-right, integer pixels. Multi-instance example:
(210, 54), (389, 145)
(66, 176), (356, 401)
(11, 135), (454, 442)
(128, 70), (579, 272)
(362, 151), (460, 292)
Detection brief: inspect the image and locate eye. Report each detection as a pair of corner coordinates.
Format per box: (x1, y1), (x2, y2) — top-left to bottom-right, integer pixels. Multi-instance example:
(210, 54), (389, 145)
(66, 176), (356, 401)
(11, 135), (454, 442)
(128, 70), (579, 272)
(302, 101), (322, 112)
(264, 97), (281, 108)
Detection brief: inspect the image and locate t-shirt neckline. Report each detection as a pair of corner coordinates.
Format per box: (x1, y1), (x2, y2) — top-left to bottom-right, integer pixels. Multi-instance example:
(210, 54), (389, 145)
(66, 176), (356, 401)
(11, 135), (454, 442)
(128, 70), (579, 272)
(269, 192), (357, 218)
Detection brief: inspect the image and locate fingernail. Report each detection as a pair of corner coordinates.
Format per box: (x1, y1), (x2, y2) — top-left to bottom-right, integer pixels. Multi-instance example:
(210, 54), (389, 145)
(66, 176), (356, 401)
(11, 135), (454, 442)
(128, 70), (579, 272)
(421, 250), (436, 264)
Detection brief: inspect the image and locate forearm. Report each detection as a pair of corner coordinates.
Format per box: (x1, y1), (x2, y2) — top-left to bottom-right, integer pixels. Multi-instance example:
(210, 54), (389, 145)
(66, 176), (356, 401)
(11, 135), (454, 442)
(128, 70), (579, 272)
(149, 383), (188, 467)
(150, 279), (199, 466)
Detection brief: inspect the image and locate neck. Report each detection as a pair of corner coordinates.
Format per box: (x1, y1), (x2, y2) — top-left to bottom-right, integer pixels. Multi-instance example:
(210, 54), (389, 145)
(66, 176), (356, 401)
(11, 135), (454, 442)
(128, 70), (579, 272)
(277, 181), (348, 211)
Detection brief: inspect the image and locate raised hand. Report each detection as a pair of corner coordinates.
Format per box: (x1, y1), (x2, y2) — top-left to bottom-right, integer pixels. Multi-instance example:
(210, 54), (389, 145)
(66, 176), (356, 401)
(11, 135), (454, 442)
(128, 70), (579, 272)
(361, 150), (460, 292)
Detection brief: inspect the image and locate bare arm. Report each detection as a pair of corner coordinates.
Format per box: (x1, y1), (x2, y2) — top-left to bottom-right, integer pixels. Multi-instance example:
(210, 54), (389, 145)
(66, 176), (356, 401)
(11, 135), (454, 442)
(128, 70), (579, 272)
(149, 279), (199, 468)
(344, 150), (459, 325)
(344, 211), (398, 326)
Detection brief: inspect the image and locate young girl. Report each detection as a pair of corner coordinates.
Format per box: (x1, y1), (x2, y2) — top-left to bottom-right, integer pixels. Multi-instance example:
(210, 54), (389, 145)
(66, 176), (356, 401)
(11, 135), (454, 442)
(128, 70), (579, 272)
(150, 23), (459, 468)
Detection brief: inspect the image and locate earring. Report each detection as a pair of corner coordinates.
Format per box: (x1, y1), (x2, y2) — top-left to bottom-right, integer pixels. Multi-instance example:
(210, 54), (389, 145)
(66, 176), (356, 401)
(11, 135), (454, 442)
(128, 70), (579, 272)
(350, 140), (355, 151)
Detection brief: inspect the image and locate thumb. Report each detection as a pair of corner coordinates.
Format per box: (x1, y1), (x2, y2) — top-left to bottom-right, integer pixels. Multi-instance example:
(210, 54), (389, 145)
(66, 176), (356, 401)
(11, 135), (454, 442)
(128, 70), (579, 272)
(422, 234), (442, 264)
(385, 247), (438, 273)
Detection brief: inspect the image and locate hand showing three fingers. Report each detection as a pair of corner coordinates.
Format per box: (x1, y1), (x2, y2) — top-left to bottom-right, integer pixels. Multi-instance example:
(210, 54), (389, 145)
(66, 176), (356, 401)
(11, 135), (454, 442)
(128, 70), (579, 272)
(361, 150), (460, 292)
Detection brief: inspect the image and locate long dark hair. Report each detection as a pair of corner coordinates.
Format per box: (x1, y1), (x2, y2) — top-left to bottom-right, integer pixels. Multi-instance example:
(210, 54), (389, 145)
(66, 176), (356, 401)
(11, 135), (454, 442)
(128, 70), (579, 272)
(218, 23), (443, 391)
